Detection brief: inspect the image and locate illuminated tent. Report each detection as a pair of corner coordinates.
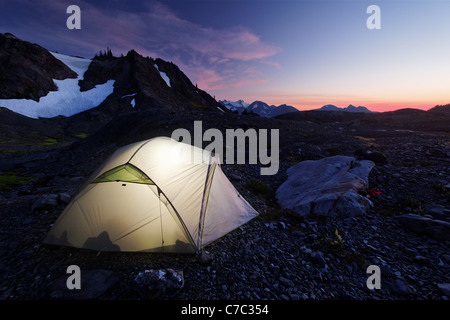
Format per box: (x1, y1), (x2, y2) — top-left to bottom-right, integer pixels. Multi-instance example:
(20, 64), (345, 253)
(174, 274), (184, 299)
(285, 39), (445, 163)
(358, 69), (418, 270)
(44, 137), (258, 253)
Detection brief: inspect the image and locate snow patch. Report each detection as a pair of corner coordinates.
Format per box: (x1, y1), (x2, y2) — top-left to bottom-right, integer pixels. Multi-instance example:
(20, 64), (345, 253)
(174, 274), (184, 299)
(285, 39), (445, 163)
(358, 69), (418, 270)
(154, 64), (171, 88)
(130, 98), (136, 108)
(121, 93), (137, 98)
(0, 52), (115, 119)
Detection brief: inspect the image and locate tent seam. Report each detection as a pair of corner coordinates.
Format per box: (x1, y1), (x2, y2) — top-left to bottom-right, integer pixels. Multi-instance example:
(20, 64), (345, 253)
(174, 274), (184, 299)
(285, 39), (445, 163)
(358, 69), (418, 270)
(197, 157), (217, 250)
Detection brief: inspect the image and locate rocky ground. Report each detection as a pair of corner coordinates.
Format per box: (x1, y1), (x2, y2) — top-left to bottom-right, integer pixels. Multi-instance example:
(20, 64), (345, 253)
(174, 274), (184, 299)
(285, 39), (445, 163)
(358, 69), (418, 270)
(0, 108), (449, 305)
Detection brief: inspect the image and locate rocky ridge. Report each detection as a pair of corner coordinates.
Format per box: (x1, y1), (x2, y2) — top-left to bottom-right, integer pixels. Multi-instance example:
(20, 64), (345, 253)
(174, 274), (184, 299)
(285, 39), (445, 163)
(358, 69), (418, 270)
(0, 33), (77, 101)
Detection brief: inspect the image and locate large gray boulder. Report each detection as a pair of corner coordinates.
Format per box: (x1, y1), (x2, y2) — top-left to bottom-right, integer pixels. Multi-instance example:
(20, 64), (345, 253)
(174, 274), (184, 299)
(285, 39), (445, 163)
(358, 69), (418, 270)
(398, 213), (450, 241)
(276, 156), (375, 218)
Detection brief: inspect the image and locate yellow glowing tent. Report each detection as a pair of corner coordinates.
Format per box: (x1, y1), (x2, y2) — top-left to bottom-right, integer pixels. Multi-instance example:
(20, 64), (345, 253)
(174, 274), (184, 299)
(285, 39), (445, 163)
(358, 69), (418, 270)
(44, 137), (258, 253)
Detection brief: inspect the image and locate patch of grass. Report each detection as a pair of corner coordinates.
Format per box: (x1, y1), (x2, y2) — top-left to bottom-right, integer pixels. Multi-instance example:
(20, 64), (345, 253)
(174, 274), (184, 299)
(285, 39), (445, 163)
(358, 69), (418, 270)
(40, 137), (59, 146)
(346, 251), (366, 267)
(261, 208), (281, 222)
(74, 133), (90, 139)
(378, 193), (425, 216)
(315, 228), (346, 258)
(325, 145), (341, 156)
(191, 102), (207, 110)
(285, 154), (309, 164)
(314, 228), (367, 266)
(0, 149), (23, 154)
(355, 136), (375, 142)
(354, 136), (379, 147)
(0, 172), (35, 191)
(431, 183), (450, 202)
(414, 160), (436, 167)
(397, 194), (424, 215)
(244, 179), (275, 200)
(315, 229), (346, 257)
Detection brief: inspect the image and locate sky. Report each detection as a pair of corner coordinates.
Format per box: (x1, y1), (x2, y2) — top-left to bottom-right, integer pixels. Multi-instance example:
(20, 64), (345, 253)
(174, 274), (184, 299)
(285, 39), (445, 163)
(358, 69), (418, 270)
(1, 0), (450, 112)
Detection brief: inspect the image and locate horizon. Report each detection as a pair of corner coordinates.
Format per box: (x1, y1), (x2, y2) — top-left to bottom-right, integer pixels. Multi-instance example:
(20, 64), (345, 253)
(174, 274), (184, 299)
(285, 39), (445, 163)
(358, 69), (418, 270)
(217, 98), (446, 113)
(1, 0), (449, 113)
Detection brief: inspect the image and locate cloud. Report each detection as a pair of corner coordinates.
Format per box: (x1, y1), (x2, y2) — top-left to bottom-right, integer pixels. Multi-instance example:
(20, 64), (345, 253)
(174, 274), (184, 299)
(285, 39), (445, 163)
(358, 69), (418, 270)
(2, 0), (281, 93)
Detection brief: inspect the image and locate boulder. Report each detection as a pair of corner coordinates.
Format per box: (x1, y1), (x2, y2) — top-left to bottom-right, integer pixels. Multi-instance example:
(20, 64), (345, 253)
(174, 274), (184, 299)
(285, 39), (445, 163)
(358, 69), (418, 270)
(276, 156), (374, 218)
(425, 220), (450, 241)
(198, 250), (214, 265)
(48, 269), (117, 300)
(31, 194), (60, 212)
(397, 214), (433, 233)
(438, 283), (450, 297)
(425, 204), (450, 221)
(398, 214), (450, 241)
(390, 279), (413, 296)
(133, 268), (184, 299)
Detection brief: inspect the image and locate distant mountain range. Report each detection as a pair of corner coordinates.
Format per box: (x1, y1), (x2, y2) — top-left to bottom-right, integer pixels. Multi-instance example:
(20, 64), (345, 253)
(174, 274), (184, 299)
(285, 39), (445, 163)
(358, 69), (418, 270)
(218, 99), (299, 118)
(313, 104), (374, 113)
(219, 100), (374, 117)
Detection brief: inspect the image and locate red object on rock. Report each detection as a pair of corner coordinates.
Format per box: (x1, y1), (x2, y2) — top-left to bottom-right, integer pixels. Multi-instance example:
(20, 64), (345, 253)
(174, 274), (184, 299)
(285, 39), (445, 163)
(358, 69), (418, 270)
(367, 188), (382, 199)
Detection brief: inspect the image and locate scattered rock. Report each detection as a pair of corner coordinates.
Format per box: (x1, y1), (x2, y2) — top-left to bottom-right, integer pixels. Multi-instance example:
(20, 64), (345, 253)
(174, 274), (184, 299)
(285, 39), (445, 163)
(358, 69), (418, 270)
(398, 214), (433, 233)
(425, 220), (450, 241)
(133, 269), (184, 300)
(425, 205), (448, 220)
(413, 256), (431, 265)
(31, 194), (60, 212)
(48, 269), (117, 300)
(311, 251), (327, 267)
(398, 214), (450, 241)
(437, 283), (450, 297)
(228, 174), (243, 181)
(198, 251), (214, 265)
(354, 149), (388, 165)
(390, 279), (413, 296)
(58, 193), (71, 204)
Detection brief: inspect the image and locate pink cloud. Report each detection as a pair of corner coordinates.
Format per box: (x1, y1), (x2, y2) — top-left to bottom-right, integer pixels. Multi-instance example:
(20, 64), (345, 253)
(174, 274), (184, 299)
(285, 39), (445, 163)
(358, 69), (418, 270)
(5, 0), (281, 93)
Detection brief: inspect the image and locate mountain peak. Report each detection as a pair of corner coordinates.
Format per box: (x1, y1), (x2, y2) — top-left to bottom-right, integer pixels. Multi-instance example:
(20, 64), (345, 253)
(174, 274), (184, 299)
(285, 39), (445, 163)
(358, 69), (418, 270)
(0, 33), (222, 118)
(219, 99), (299, 117)
(0, 33), (78, 101)
(314, 104), (373, 113)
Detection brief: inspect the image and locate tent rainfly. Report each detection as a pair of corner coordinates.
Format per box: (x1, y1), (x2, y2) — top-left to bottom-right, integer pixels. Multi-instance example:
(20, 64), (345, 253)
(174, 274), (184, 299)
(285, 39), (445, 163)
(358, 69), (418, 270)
(44, 137), (259, 253)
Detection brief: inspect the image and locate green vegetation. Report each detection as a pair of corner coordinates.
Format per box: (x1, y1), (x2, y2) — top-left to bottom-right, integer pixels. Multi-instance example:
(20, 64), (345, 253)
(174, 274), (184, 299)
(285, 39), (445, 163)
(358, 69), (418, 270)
(40, 137), (59, 146)
(261, 208), (281, 222)
(191, 102), (207, 110)
(0, 149), (22, 154)
(244, 178), (275, 200)
(74, 133), (90, 139)
(315, 228), (346, 258)
(325, 145), (341, 156)
(0, 172), (35, 191)
(314, 228), (366, 266)
(377, 193), (425, 217)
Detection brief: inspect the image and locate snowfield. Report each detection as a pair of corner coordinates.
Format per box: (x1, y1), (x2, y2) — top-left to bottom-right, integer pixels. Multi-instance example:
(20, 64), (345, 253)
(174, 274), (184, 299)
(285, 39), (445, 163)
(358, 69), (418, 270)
(154, 64), (171, 87)
(0, 52), (115, 119)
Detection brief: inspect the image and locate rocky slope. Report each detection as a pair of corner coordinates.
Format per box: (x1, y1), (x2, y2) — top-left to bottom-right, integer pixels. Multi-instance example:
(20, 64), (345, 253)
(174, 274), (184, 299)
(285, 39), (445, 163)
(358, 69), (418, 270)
(0, 33), (223, 120)
(0, 33), (77, 101)
(0, 107), (449, 303)
(79, 50), (223, 115)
